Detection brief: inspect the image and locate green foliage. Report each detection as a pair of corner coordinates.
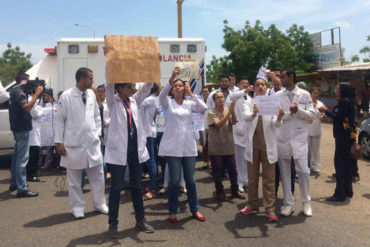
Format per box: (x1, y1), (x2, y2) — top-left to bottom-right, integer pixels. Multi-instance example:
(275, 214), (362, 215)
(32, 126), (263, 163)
(0, 43), (32, 85)
(351, 54), (360, 63)
(206, 20), (316, 83)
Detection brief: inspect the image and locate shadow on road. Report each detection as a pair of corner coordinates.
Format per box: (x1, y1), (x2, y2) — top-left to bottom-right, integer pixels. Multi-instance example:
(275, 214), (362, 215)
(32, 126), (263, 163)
(64, 217), (202, 247)
(24, 211), (100, 228)
(362, 193), (370, 199)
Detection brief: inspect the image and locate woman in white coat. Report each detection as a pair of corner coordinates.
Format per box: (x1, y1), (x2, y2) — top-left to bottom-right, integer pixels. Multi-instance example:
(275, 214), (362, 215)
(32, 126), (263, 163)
(239, 78), (284, 222)
(104, 81), (154, 237)
(307, 87), (325, 174)
(159, 67), (207, 223)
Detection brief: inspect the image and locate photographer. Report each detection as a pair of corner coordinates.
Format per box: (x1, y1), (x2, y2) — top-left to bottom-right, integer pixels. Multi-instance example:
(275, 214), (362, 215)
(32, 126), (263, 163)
(8, 72), (43, 197)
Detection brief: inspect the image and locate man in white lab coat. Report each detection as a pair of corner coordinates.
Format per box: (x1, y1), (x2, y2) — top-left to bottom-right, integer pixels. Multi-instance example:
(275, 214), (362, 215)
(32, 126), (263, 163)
(276, 69), (315, 217)
(55, 67), (108, 219)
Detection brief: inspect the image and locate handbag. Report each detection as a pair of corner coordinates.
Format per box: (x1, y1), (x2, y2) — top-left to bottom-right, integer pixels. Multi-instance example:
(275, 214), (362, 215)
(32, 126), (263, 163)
(351, 142), (362, 160)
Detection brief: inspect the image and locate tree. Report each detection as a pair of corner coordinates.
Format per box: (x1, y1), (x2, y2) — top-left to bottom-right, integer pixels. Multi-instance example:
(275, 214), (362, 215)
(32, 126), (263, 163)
(359, 35), (370, 62)
(351, 54), (360, 63)
(0, 43), (32, 85)
(206, 20), (315, 83)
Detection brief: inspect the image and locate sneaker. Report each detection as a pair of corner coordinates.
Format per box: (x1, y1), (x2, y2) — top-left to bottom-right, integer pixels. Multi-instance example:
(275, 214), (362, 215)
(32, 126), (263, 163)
(302, 202), (312, 217)
(96, 204), (109, 214)
(240, 204), (258, 215)
(72, 211), (85, 219)
(181, 187), (187, 194)
(108, 222), (118, 239)
(280, 205), (295, 217)
(27, 176), (41, 182)
(158, 187), (167, 194)
(16, 190), (39, 198)
(238, 187), (244, 193)
(135, 219), (154, 233)
(266, 210), (278, 222)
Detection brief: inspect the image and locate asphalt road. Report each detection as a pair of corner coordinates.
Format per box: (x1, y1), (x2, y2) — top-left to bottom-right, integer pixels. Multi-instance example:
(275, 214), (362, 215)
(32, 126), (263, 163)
(0, 123), (369, 247)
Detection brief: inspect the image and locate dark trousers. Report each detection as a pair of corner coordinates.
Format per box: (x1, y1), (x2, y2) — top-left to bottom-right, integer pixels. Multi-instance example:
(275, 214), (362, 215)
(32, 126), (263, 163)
(155, 132), (166, 176)
(210, 155), (238, 194)
(26, 146), (40, 178)
(108, 138), (144, 223)
(275, 159), (295, 196)
(334, 138), (354, 199)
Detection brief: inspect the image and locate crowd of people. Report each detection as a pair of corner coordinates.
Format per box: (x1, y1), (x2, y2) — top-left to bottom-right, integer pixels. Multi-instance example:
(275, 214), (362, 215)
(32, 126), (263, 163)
(2, 60), (360, 238)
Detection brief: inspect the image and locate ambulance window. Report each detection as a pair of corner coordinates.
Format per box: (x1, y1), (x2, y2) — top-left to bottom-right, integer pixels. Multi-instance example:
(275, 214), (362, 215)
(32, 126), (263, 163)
(68, 44), (79, 54)
(170, 44), (180, 53)
(187, 44), (197, 53)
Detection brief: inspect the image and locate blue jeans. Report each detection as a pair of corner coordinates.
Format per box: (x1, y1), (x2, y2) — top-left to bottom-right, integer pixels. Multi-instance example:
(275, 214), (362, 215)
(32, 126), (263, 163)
(145, 137), (157, 192)
(10, 131), (30, 192)
(165, 156), (199, 214)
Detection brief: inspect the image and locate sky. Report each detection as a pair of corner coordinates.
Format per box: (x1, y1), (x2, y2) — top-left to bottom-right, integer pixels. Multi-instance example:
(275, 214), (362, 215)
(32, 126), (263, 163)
(0, 0), (369, 64)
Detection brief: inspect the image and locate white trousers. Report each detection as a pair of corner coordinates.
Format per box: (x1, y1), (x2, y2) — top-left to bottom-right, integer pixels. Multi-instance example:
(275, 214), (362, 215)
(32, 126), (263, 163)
(163, 163), (185, 187)
(66, 165), (107, 214)
(278, 158), (310, 208)
(308, 135), (321, 172)
(235, 144), (248, 188)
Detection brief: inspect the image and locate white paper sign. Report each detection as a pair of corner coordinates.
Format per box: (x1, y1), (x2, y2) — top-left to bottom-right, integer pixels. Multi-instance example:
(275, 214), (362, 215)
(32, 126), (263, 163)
(192, 113), (204, 131)
(254, 95), (280, 116)
(176, 62), (199, 80)
(40, 103), (56, 147)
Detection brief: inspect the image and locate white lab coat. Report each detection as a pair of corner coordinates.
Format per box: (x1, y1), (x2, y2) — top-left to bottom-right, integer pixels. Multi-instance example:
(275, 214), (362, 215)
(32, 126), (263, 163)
(158, 81), (208, 157)
(29, 102), (43, 147)
(54, 87), (102, 169)
(104, 83), (152, 166)
(275, 86), (315, 160)
(0, 82), (10, 104)
(243, 98), (281, 164)
(308, 100), (324, 137)
(101, 100), (110, 144)
(140, 95), (158, 138)
(229, 91), (252, 147)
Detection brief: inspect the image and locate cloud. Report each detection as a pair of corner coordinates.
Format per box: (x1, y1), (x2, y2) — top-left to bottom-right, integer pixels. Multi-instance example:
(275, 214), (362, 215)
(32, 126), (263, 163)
(334, 21), (351, 29)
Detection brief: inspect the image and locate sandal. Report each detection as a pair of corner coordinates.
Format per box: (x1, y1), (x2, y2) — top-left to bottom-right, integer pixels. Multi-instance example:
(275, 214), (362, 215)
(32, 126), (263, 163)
(143, 192), (155, 201)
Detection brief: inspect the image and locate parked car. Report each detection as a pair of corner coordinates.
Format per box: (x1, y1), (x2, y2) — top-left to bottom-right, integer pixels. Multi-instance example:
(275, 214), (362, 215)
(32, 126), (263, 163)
(359, 118), (370, 159)
(0, 82), (16, 156)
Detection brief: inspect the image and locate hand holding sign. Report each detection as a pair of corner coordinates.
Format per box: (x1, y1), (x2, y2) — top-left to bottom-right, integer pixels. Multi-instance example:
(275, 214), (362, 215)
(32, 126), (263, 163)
(254, 95), (280, 116)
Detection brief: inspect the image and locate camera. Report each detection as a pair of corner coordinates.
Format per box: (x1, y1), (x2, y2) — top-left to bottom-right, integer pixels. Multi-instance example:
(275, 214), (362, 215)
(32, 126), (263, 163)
(24, 77), (46, 95)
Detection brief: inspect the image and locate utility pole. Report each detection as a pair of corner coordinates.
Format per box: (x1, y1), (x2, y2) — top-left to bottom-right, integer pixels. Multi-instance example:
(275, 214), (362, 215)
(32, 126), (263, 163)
(177, 0), (184, 38)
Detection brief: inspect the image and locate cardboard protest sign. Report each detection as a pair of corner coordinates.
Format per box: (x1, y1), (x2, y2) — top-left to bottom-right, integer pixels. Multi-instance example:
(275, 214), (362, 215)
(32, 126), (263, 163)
(104, 35), (161, 83)
(176, 61), (200, 80)
(254, 95), (280, 116)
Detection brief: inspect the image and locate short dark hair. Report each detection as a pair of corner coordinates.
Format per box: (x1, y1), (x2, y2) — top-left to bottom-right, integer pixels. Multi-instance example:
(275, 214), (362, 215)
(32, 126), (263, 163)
(75, 67), (92, 82)
(202, 86), (209, 90)
(212, 91), (223, 101)
(271, 68), (281, 72)
(220, 75), (229, 81)
(97, 84), (105, 90)
(339, 83), (355, 100)
(239, 76), (249, 82)
(229, 73), (236, 78)
(310, 87), (319, 93)
(15, 72), (29, 84)
(281, 69), (296, 83)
